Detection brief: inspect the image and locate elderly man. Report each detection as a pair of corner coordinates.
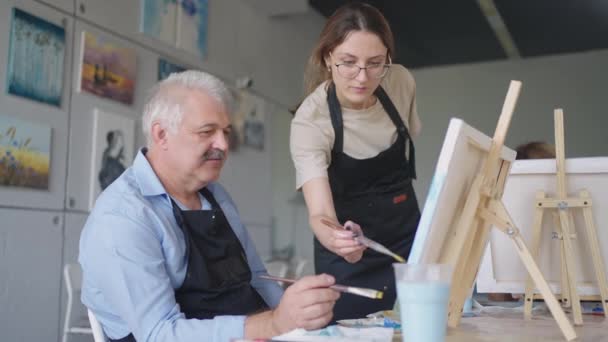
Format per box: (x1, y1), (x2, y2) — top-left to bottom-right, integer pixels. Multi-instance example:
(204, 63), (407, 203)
(79, 71), (339, 342)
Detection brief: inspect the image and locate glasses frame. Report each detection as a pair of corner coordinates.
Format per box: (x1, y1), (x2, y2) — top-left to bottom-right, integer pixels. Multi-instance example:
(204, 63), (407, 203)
(330, 54), (392, 80)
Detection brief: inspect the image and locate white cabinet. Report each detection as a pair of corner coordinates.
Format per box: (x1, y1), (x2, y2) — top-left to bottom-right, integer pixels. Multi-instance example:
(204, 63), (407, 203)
(0, 208), (63, 342)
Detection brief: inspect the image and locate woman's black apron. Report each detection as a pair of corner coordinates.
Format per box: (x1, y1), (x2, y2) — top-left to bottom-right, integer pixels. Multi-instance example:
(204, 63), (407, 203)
(110, 188), (267, 341)
(314, 83), (420, 321)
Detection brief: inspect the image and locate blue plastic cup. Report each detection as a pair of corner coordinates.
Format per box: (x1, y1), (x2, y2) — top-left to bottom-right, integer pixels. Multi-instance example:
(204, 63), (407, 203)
(394, 263), (453, 342)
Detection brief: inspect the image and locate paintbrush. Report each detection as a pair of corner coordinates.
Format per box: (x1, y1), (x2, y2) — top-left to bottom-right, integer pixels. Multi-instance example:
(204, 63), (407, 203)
(259, 274), (384, 300)
(320, 218), (406, 263)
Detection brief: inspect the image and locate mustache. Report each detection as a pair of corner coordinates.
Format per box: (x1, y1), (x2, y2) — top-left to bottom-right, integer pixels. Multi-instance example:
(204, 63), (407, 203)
(203, 148), (226, 161)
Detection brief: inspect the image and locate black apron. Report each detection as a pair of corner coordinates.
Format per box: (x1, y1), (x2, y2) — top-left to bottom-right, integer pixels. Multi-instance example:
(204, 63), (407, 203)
(314, 83), (420, 321)
(111, 188), (267, 341)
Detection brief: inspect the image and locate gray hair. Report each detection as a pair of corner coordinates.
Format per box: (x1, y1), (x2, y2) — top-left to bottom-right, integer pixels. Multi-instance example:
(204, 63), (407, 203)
(142, 70), (234, 146)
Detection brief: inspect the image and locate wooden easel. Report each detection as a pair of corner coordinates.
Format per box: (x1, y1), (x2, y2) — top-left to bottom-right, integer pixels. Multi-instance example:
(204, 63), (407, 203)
(439, 81), (577, 340)
(522, 109), (608, 324)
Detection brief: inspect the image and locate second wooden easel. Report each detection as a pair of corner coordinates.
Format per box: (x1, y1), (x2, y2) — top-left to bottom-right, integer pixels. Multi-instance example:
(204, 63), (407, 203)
(523, 109), (608, 324)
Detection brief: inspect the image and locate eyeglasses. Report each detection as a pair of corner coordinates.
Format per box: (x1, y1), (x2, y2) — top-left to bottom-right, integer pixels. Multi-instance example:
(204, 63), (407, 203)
(331, 54), (391, 79)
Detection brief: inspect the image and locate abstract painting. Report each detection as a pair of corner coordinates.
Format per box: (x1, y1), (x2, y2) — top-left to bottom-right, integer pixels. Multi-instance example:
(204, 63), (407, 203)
(176, 0), (208, 57)
(140, 0), (178, 45)
(79, 31), (137, 105)
(231, 90), (266, 151)
(89, 109), (135, 209)
(158, 58), (186, 81)
(0, 115), (51, 190)
(6, 8), (65, 107)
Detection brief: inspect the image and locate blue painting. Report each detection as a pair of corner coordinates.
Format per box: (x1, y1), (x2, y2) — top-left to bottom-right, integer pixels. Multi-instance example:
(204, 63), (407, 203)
(140, 0), (178, 45)
(158, 58), (186, 81)
(177, 0), (208, 57)
(0, 115), (52, 190)
(6, 8), (66, 107)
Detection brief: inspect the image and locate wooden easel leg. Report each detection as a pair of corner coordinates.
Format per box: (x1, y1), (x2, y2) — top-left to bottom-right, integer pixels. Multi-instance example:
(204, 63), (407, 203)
(580, 190), (608, 316)
(482, 201), (577, 340)
(524, 191), (546, 319)
(555, 212), (571, 309)
(448, 217), (493, 328)
(558, 209), (583, 325)
(511, 233), (577, 340)
(446, 215), (484, 328)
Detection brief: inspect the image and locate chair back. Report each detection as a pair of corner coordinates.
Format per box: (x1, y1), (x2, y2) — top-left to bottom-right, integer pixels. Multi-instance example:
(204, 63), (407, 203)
(62, 263), (92, 342)
(88, 309), (109, 342)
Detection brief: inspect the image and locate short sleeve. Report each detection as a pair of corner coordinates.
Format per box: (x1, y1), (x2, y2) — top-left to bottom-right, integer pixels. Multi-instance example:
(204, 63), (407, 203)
(290, 96), (333, 190)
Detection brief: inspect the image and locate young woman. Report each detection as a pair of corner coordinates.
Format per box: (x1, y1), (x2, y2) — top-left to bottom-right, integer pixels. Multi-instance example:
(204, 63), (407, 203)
(290, 2), (422, 320)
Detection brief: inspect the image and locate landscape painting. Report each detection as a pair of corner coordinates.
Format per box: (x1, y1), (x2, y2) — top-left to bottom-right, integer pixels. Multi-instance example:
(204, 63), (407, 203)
(6, 8), (65, 107)
(79, 31), (137, 105)
(0, 115), (52, 190)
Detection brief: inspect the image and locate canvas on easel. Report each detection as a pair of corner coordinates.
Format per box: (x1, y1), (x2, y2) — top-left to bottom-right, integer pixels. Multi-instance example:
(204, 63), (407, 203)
(477, 156), (608, 300)
(521, 110), (608, 324)
(409, 81), (577, 340)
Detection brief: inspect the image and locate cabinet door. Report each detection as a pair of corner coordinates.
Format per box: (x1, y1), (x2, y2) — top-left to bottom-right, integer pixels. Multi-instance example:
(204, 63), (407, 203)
(0, 0), (73, 210)
(0, 208), (63, 342)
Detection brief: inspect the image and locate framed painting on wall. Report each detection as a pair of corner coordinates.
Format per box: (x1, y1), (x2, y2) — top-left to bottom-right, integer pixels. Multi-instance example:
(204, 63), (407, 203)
(140, 0), (178, 45)
(157, 58), (186, 81)
(0, 114), (52, 190)
(176, 0), (208, 57)
(89, 108), (135, 209)
(79, 31), (137, 105)
(6, 8), (65, 107)
(230, 90), (266, 151)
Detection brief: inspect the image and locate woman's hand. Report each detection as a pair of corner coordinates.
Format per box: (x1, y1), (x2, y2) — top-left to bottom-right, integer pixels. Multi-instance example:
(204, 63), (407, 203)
(302, 178), (366, 263)
(315, 217), (366, 263)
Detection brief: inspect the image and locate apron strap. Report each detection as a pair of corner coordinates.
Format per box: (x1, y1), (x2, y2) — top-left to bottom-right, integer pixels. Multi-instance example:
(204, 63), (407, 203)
(374, 86), (417, 179)
(326, 82), (344, 153)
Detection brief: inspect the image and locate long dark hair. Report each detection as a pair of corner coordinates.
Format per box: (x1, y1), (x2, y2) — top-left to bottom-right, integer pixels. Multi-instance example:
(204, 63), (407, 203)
(303, 2), (395, 96)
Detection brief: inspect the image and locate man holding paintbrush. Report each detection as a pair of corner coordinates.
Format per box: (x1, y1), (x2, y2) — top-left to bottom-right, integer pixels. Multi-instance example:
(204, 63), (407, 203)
(79, 71), (339, 342)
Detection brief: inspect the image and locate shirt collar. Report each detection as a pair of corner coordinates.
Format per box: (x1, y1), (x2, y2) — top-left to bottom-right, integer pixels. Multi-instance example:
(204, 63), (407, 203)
(132, 148), (169, 198)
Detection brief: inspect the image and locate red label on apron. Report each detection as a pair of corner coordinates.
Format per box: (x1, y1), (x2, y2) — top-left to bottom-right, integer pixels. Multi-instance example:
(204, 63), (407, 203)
(393, 194), (407, 204)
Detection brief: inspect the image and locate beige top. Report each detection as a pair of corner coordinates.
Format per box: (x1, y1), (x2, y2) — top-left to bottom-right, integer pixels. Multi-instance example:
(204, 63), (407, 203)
(290, 64), (422, 190)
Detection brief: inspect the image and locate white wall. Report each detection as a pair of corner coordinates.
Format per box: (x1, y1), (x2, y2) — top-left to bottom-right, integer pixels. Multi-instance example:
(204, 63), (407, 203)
(411, 50), (608, 205)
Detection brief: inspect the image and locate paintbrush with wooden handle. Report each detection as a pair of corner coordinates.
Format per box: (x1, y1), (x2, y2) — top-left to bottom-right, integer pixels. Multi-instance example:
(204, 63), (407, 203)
(320, 218), (406, 263)
(259, 274), (384, 300)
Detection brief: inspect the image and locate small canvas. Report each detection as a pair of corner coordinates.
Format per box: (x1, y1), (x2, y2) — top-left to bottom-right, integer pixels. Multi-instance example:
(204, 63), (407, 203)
(79, 31), (137, 105)
(140, 0), (178, 45)
(176, 0), (208, 57)
(477, 157), (608, 296)
(6, 8), (65, 107)
(157, 58), (186, 81)
(89, 109), (135, 209)
(0, 114), (52, 190)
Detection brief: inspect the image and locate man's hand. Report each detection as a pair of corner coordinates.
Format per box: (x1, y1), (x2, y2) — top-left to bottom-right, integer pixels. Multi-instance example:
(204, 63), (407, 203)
(271, 274), (340, 333)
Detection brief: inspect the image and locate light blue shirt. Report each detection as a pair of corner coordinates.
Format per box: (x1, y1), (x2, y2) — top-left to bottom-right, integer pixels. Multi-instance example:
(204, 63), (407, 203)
(79, 149), (283, 341)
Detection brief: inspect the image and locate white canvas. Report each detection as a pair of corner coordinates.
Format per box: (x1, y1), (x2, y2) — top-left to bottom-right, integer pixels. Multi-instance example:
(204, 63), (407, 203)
(89, 109), (136, 209)
(477, 157), (608, 296)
